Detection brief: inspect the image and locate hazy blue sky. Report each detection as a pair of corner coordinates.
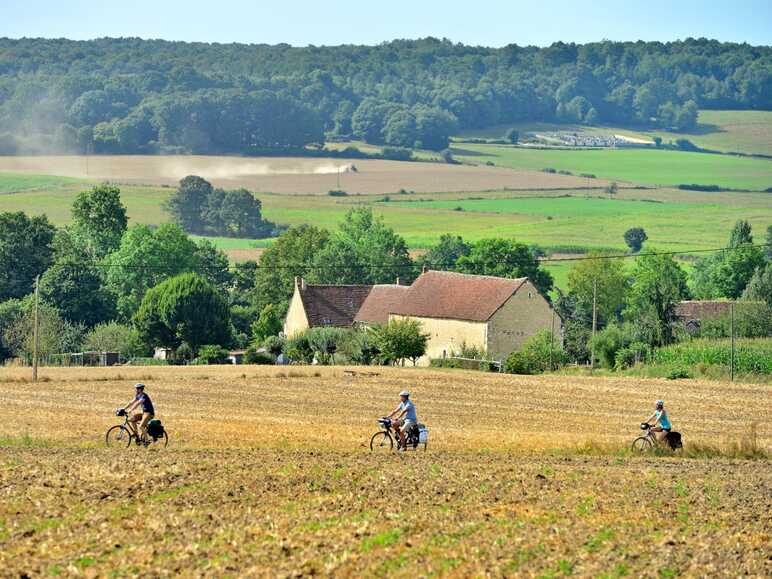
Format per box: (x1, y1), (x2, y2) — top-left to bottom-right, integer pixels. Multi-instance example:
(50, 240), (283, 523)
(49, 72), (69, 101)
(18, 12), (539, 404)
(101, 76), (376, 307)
(2, 0), (770, 47)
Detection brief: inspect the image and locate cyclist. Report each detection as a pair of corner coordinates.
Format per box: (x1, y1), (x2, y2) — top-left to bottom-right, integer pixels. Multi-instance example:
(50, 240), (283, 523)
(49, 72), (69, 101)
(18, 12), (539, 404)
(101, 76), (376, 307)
(124, 383), (155, 443)
(644, 399), (672, 444)
(388, 390), (417, 451)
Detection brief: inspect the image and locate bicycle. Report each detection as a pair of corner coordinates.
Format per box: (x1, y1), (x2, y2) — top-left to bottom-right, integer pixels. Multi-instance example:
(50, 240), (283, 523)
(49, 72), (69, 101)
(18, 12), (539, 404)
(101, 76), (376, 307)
(631, 423), (682, 453)
(369, 417), (427, 452)
(105, 408), (168, 448)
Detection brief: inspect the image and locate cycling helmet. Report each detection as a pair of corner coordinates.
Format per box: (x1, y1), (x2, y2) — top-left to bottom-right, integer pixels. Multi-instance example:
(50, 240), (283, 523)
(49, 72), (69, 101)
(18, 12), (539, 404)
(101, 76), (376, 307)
(134, 383), (146, 390)
(399, 390), (410, 398)
(655, 399), (664, 408)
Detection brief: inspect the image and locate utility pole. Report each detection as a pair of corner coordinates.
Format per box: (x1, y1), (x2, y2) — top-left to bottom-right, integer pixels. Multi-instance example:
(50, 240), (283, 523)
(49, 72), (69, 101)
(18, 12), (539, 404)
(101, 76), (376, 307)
(336, 166), (341, 190)
(32, 275), (40, 382)
(730, 302), (735, 382)
(549, 309), (555, 371)
(590, 278), (598, 372)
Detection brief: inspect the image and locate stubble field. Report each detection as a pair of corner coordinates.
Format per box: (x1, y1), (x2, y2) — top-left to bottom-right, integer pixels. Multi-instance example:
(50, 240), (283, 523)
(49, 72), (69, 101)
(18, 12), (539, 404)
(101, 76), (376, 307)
(0, 366), (769, 576)
(0, 155), (596, 195)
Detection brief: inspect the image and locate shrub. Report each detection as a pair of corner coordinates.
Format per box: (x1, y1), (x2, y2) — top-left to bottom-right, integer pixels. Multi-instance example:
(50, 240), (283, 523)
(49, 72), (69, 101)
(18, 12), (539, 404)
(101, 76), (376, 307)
(579, 173), (596, 179)
(381, 147), (413, 161)
(262, 335), (286, 358)
(677, 183), (721, 192)
(306, 327), (348, 365)
(244, 347), (274, 365)
(675, 138), (699, 151)
(195, 344), (229, 365)
(430, 358), (497, 372)
(328, 189), (348, 197)
(589, 324), (630, 369)
(285, 332), (314, 364)
(440, 148), (456, 164)
(614, 342), (650, 370)
(504, 330), (567, 375)
(542, 167), (557, 173)
(666, 366), (693, 380)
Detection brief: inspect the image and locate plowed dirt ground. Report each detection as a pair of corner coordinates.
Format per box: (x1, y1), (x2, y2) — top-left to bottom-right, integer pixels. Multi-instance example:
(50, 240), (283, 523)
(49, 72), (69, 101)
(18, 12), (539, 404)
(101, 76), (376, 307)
(0, 366), (769, 577)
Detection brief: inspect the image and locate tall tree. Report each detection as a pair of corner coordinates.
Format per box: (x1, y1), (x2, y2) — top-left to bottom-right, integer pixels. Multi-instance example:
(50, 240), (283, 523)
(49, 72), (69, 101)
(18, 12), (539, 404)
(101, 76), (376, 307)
(421, 234), (472, 269)
(39, 259), (116, 327)
(104, 224), (199, 319)
(0, 212), (56, 302)
(567, 252), (628, 328)
(253, 225), (330, 313)
(625, 252), (689, 346)
(134, 272), (231, 353)
(456, 238), (553, 296)
(71, 184), (127, 258)
(623, 228), (648, 253)
(311, 208), (414, 285)
(166, 175), (212, 233)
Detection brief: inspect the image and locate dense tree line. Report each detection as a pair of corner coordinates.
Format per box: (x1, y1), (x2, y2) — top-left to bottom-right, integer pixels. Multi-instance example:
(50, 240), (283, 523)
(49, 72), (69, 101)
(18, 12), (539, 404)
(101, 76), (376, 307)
(0, 37), (770, 155)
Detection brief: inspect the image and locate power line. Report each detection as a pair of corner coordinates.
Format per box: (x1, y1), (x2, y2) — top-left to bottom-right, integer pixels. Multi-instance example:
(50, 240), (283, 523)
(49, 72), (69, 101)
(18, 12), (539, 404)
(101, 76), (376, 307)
(32, 241), (770, 272)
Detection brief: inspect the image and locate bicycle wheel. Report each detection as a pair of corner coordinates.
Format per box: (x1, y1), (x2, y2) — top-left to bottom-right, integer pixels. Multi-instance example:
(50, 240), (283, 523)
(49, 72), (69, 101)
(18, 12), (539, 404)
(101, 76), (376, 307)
(105, 425), (132, 448)
(631, 436), (653, 453)
(370, 431), (393, 452)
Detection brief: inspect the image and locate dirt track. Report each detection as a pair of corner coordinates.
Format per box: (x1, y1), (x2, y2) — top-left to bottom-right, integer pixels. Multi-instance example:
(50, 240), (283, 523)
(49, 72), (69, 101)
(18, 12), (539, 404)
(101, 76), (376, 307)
(0, 155), (603, 195)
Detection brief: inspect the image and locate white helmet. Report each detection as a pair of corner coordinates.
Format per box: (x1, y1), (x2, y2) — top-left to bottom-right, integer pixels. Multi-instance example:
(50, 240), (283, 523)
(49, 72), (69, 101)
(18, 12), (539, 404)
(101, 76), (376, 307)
(399, 390), (410, 398)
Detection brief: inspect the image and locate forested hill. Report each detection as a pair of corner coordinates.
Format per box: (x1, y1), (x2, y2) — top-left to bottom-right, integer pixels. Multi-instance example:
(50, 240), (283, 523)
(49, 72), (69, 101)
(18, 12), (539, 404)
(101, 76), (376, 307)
(0, 37), (770, 155)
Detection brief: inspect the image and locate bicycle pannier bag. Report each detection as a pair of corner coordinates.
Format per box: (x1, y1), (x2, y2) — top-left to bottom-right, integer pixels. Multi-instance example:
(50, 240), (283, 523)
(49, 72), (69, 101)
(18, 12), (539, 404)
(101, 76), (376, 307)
(147, 419), (164, 439)
(418, 425), (429, 444)
(666, 431), (682, 450)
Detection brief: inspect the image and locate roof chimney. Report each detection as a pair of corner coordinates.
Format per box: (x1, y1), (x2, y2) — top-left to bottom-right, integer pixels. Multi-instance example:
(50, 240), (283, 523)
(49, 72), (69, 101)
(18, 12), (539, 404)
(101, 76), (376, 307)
(395, 276), (401, 285)
(421, 264), (428, 274)
(301, 277), (307, 290)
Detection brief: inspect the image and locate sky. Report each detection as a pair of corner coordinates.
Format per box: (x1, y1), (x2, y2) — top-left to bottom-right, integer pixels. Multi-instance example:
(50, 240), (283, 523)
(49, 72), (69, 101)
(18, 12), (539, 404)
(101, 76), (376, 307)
(2, 0), (770, 47)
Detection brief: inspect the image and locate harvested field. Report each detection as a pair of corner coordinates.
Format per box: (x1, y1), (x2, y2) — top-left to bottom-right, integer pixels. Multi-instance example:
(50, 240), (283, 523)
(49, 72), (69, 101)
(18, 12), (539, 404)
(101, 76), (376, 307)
(0, 366), (769, 576)
(0, 155), (601, 195)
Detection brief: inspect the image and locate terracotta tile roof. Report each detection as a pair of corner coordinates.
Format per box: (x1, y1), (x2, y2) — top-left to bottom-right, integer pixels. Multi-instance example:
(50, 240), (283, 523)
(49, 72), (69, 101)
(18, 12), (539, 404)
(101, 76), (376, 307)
(300, 284), (373, 327)
(354, 284), (410, 325)
(675, 301), (733, 320)
(389, 270), (528, 322)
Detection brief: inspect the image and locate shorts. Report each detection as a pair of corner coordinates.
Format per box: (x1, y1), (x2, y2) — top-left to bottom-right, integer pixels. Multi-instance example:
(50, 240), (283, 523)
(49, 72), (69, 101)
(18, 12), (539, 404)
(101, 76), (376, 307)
(399, 419), (416, 432)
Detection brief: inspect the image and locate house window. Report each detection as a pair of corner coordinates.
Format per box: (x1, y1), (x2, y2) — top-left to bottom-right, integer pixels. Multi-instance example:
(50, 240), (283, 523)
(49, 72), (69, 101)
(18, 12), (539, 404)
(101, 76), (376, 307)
(528, 291), (532, 299)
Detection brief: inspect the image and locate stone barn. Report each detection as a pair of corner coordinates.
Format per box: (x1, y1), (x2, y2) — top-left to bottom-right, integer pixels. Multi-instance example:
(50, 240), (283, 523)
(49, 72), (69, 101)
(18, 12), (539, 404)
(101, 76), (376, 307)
(388, 270), (558, 365)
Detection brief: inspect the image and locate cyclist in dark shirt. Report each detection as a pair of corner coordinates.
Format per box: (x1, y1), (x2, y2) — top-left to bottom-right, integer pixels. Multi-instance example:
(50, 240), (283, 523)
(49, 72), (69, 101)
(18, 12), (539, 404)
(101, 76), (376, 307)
(124, 383), (155, 443)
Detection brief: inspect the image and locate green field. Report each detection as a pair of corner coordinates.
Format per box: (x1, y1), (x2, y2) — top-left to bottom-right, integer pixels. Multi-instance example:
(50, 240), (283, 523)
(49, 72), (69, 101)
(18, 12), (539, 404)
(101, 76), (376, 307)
(0, 172), (81, 194)
(458, 110), (772, 157)
(453, 144), (772, 190)
(0, 171), (769, 255)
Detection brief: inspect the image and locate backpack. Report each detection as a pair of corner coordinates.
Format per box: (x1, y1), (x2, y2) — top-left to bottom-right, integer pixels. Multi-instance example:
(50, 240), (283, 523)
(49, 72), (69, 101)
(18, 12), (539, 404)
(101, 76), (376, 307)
(666, 431), (682, 450)
(147, 419), (164, 439)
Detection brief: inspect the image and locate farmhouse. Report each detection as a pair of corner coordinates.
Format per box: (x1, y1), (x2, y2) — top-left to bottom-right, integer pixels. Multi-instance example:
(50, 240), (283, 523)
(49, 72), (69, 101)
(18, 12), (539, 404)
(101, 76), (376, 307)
(388, 270), (558, 365)
(675, 300), (733, 333)
(283, 278), (372, 337)
(283, 271), (559, 364)
(354, 284), (410, 326)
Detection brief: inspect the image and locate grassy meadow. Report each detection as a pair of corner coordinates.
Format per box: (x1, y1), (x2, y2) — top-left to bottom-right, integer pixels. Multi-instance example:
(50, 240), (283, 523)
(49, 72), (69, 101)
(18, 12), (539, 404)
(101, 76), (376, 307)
(0, 168), (769, 270)
(452, 144), (772, 190)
